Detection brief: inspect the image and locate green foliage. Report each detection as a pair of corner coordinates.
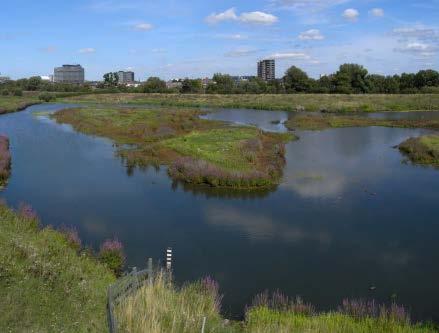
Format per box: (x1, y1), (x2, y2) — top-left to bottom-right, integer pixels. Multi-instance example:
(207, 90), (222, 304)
(13, 88), (23, 96)
(334, 63), (369, 93)
(27, 76), (43, 91)
(283, 66), (312, 93)
(181, 78), (203, 93)
(38, 92), (57, 102)
(0, 204), (115, 332)
(141, 77), (167, 93)
(1, 89), (9, 96)
(399, 135), (439, 167)
(98, 239), (126, 276)
(103, 72), (120, 86)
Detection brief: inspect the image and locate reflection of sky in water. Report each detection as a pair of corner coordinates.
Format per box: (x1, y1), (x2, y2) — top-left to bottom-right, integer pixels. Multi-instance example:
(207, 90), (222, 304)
(1, 105), (439, 321)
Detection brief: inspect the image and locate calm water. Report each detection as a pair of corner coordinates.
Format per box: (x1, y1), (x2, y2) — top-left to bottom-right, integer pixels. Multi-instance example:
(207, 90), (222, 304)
(1, 104), (439, 321)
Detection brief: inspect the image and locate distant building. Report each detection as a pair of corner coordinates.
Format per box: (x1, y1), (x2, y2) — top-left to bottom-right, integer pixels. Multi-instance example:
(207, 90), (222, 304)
(166, 79), (183, 90)
(54, 65), (84, 84)
(257, 59), (275, 81)
(118, 71), (135, 84)
(231, 75), (256, 83)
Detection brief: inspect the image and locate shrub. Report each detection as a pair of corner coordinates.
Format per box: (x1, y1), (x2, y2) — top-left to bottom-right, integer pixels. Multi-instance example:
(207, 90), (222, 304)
(1, 89), (9, 96)
(38, 92), (57, 102)
(13, 89), (23, 96)
(98, 239), (125, 275)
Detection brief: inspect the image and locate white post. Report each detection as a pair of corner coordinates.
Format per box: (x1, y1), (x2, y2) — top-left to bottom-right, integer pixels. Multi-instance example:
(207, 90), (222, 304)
(201, 317), (206, 333)
(166, 247), (172, 270)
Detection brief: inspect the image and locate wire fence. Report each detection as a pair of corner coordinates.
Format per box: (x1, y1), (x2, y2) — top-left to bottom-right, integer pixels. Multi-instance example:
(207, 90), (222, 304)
(107, 258), (154, 333)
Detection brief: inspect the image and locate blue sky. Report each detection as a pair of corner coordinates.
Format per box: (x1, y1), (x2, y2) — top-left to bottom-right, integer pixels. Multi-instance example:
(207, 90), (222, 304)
(1, 0), (438, 80)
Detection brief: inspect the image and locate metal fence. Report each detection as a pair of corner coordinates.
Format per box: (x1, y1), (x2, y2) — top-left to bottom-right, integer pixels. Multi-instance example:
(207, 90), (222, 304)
(107, 258), (154, 333)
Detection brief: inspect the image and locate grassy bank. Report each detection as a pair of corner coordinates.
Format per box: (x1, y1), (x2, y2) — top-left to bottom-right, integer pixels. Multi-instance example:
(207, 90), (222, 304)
(61, 93), (439, 112)
(115, 273), (436, 333)
(0, 95), (40, 114)
(0, 135), (11, 188)
(0, 203), (115, 332)
(399, 135), (439, 167)
(52, 107), (293, 188)
(285, 114), (439, 131)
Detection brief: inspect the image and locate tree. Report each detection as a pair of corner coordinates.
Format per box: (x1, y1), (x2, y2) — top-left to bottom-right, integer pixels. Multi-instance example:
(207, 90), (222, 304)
(180, 79), (203, 93)
(334, 64), (369, 93)
(27, 76), (42, 91)
(283, 66), (311, 93)
(208, 74), (235, 94)
(414, 70), (439, 88)
(103, 72), (119, 87)
(141, 77), (167, 93)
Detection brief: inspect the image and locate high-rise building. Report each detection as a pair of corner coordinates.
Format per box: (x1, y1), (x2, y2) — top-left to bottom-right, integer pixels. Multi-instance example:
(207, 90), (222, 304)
(54, 65), (84, 84)
(118, 71), (135, 84)
(257, 59), (275, 81)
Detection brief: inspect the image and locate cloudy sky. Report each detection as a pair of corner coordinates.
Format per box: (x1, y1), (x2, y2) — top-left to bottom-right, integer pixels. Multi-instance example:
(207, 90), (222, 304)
(1, 0), (438, 80)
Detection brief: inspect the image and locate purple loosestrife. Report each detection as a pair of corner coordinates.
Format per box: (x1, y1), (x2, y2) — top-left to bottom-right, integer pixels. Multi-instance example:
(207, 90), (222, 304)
(17, 202), (39, 222)
(201, 276), (223, 312)
(99, 239), (126, 276)
(59, 226), (82, 251)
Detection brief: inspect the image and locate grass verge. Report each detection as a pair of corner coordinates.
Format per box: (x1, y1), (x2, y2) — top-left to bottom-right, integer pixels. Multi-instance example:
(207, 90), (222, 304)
(0, 135), (11, 188)
(51, 107), (294, 188)
(0, 95), (40, 114)
(0, 203), (115, 332)
(61, 93), (439, 113)
(399, 135), (439, 167)
(285, 114), (439, 131)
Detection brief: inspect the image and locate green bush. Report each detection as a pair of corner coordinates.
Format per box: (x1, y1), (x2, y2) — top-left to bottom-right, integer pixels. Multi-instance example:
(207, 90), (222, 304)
(38, 92), (57, 102)
(1, 89), (9, 96)
(13, 89), (23, 96)
(98, 239), (126, 276)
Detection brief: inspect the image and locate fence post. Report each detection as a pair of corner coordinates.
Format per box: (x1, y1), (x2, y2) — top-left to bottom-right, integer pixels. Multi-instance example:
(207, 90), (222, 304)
(132, 267), (139, 290)
(107, 285), (117, 333)
(147, 258), (153, 285)
(201, 316), (206, 333)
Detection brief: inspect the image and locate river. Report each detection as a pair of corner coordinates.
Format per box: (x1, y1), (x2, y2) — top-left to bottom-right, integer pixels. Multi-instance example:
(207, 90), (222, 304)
(1, 103), (439, 321)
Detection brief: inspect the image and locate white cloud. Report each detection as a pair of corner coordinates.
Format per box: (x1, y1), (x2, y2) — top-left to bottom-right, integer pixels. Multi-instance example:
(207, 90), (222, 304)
(342, 8), (359, 21)
(134, 22), (153, 31)
(299, 29), (325, 40)
(239, 11), (278, 25)
(206, 8), (278, 25)
(205, 8), (238, 24)
(224, 48), (260, 57)
(369, 8), (384, 17)
(275, 0), (349, 11)
(269, 52), (310, 59)
(216, 33), (248, 40)
(78, 48), (96, 54)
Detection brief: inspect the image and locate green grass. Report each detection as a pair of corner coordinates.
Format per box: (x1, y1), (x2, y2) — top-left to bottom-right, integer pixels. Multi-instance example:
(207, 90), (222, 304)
(61, 93), (439, 113)
(115, 274), (436, 333)
(399, 135), (439, 167)
(52, 107), (292, 188)
(0, 204), (115, 332)
(164, 128), (263, 172)
(244, 307), (434, 333)
(0, 95), (40, 114)
(285, 114), (439, 131)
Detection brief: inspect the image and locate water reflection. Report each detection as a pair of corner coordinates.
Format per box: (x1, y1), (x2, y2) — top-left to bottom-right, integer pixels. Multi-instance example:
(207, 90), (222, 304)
(1, 104), (439, 322)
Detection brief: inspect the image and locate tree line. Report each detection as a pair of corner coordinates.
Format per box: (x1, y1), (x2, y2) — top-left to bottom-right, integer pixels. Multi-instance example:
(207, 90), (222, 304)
(2, 64), (438, 96)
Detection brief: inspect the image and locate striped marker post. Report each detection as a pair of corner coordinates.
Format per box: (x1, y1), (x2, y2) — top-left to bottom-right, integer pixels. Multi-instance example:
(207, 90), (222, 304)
(166, 247), (173, 270)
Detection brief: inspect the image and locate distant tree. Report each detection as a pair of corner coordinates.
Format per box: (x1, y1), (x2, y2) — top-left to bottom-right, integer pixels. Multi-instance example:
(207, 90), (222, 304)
(334, 64), (369, 94)
(414, 70), (439, 89)
(180, 79), (203, 93)
(103, 72), (119, 87)
(399, 73), (417, 92)
(141, 77), (167, 93)
(208, 74), (235, 94)
(283, 66), (311, 93)
(27, 76), (42, 91)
